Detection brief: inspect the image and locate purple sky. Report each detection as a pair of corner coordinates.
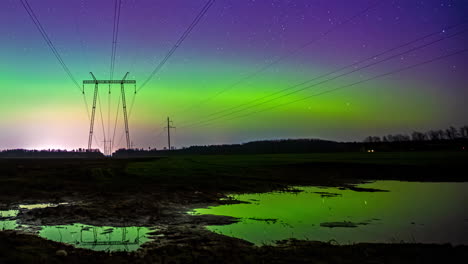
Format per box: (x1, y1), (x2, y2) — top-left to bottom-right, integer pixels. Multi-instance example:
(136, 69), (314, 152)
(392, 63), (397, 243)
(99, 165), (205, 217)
(0, 0), (467, 150)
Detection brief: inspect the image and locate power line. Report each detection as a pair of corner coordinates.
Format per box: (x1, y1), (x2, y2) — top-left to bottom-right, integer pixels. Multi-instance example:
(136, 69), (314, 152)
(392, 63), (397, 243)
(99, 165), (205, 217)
(20, 0), (81, 93)
(109, 0), (123, 153)
(113, 89), (137, 152)
(179, 21), (467, 126)
(21, 0), (103, 150)
(110, 93), (121, 153)
(182, 27), (467, 129)
(125, 0), (216, 145)
(176, 0), (384, 115)
(155, 129), (166, 139)
(150, 128), (166, 150)
(114, 130), (126, 151)
(107, 88), (111, 152)
(182, 27), (467, 128)
(190, 48), (468, 130)
(128, 91), (137, 118)
(82, 89), (101, 149)
(137, 0), (216, 92)
(110, 0), (122, 81)
(97, 91), (107, 145)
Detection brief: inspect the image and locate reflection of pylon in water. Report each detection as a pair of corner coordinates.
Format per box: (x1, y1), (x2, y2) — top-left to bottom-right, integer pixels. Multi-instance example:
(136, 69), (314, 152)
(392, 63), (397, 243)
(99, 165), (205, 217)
(57, 226), (65, 242)
(79, 226), (142, 246)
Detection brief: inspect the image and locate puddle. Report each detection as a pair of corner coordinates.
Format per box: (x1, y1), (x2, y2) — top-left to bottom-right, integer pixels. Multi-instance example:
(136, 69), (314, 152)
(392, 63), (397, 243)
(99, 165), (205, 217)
(0, 203), (154, 252)
(40, 224), (152, 252)
(0, 210), (19, 231)
(19, 203), (69, 210)
(192, 181), (468, 245)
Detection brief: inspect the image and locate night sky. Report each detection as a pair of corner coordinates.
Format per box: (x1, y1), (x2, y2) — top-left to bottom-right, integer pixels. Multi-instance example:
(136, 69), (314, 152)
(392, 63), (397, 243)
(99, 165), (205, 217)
(0, 0), (467, 151)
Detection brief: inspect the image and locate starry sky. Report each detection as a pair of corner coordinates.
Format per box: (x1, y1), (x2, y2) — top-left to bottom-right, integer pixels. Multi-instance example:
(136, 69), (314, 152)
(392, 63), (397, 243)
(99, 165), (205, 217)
(0, 0), (467, 151)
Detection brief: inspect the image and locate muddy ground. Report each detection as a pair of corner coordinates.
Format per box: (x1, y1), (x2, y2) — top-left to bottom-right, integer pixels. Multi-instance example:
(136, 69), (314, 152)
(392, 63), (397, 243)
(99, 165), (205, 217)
(0, 152), (467, 263)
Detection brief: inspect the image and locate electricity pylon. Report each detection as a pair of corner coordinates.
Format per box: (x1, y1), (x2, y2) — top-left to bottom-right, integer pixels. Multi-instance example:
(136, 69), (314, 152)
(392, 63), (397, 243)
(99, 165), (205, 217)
(83, 72), (136, 153)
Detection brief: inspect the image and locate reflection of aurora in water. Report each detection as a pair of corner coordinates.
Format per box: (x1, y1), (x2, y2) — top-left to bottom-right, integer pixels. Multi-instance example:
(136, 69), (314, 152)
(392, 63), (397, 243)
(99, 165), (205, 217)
(0, 204), (153, 252)
(0, 210), (18, 231)
(40, 224), (153, 252)
(192, 181), (468, 246)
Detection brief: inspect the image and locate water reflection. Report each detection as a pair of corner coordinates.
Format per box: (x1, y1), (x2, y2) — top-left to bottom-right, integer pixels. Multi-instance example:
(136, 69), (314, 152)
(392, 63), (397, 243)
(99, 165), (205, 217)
(0, 204), (153, 252)
(19, 203), (69, 210)
(0, 210), (18, 230)
(192, 181), (468, 245)
(40, 224), (152, 251)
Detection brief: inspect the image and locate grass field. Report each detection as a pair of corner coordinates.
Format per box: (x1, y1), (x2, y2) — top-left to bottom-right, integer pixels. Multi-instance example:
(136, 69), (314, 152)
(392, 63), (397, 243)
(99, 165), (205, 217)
(125, 151), (468, 192)
(0, 151), (466, 202)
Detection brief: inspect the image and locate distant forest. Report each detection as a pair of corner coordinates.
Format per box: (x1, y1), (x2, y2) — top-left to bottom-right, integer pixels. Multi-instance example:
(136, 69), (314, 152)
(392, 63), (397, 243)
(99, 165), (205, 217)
(1, 125), (466, 158)
(114, 125), (468, 157)
(0, 149), (103, 158)
(363, 125), (468, 143)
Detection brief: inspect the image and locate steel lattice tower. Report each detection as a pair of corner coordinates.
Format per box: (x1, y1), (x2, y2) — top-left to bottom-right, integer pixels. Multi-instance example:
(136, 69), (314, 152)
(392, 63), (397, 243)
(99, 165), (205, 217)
(83, 72), (135, 153)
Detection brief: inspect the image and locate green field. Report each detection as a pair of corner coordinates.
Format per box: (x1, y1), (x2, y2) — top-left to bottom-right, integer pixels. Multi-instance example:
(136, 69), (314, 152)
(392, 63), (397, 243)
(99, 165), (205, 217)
(1, 151), (466, 202)
(125, 151), (468, 192)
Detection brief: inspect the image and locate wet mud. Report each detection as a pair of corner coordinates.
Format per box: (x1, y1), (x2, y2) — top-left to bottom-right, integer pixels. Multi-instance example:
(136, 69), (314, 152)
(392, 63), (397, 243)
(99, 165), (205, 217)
(1, 154), (467, 263)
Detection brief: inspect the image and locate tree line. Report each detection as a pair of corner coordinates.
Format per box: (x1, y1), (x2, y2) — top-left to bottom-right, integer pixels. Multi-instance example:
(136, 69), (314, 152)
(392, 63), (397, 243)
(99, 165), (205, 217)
(364, 125), (468, 143)
(1, 125), (466, 158)
(0, 148), (103, 158)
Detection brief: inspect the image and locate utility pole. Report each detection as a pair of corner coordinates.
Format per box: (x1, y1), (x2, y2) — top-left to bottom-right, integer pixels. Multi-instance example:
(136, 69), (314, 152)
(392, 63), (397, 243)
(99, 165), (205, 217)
(165, 117), (175, 150)
(83, 72), (136, 152)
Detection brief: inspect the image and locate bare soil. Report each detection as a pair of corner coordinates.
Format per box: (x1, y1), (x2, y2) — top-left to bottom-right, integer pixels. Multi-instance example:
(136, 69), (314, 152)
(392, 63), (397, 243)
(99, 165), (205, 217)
(1, 153), (467, 263)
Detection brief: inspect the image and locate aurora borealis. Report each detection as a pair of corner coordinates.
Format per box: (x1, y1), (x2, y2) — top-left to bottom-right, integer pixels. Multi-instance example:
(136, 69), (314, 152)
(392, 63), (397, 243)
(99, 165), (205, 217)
(0, 0), (467, 151)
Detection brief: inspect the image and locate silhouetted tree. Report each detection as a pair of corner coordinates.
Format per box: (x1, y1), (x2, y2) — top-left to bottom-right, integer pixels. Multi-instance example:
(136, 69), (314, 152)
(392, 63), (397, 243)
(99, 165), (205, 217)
(411, 131), (427, 141)
(445, 126), (459, 140)
(427, 130), (444, 140)
(387, 134), (410, 142)
(386, 135), (396, 142)
(364, 136), (381, 143)
(460, 126), (468, 138)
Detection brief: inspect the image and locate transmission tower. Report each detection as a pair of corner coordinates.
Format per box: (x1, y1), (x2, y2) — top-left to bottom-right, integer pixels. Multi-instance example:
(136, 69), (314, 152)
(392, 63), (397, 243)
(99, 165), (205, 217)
(83, 72), (136, 152)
